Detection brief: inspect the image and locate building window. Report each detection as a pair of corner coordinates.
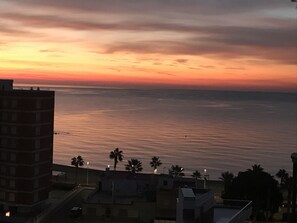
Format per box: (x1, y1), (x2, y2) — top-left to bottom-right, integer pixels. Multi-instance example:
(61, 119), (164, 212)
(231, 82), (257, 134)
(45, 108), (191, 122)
(9, 180), (15, 188)
(0, 165), (6, 174)
(10, 167), (16, 175)
(1, 126), (7, 134)
(0, 191), (4, 200)
(0, 179), (6, 186)
(36, 127), (40, 136)
(1, 152), (7, 160)
(35, 140), (40, 149)
(1, 139), (7, 147)
(34, 192), (39, 202)
(163, 180), (168, 186)
(36, 100), (41, 109)
(35, 153), (40, 162)
(36, 113), (41, 122)
(2, 112), (8, 121)
(2, 100), (8, 107)
(10, 140), (17, 148)
(34, 167), (39, 175)
(10, 153), (16, 162)
(34, 180), (39, 189)
(11, 113), (17, 121)
(11, 100), (17, 108)
(11, 126), (17, 135)
(8, 193), (15, 202)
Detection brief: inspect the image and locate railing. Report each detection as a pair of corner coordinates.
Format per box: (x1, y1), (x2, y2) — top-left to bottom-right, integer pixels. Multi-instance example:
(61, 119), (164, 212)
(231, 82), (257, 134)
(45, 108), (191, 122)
(27, 185), (83, 223)
(228, 201), (253, 223)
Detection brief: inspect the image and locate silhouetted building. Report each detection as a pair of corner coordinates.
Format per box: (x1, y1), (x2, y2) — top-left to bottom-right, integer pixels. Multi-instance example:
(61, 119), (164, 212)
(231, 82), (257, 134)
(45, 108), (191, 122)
(83, 170), (251, 223)
(0, 80), (55, 216)
(289, 153), (297, 223)
(176, 188), (214, 223)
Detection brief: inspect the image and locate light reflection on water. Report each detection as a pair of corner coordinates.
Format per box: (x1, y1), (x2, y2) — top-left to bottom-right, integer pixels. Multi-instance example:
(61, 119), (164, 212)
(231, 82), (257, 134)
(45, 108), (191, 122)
(53, 88), (296, 179)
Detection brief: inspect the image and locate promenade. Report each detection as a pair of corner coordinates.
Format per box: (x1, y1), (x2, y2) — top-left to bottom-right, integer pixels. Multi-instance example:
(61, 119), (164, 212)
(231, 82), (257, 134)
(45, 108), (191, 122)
(52, 163), (224, 194)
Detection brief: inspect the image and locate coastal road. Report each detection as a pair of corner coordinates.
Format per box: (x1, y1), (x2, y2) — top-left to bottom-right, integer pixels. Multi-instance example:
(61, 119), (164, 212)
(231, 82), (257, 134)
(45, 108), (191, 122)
(44, 188), (94, 223)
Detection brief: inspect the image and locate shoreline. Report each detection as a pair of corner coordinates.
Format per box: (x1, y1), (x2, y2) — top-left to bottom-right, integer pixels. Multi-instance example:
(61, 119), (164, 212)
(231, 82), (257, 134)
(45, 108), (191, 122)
(52, 163), (224, 194)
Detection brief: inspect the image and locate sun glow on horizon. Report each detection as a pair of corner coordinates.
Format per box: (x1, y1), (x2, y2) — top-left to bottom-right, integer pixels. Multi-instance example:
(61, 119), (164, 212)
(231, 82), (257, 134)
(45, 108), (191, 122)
(0, 0), (296, 92)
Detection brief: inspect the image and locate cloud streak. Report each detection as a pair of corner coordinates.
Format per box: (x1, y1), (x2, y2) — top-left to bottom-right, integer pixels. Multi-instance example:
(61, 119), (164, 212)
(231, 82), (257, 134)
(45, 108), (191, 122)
(103, 27), (296, 64)
(5, 0), (292, 16)
(1, 12), (295, 64)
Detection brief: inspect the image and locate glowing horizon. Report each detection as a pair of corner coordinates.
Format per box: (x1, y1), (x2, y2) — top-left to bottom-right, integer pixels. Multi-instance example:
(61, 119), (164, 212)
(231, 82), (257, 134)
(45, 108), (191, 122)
(0, 0), (296, 92)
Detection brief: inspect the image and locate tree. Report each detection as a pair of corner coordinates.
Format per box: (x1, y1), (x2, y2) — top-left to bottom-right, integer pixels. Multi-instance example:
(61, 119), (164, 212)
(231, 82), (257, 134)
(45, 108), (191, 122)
(224, 166), (282, 221)
(109, 148), (123, 171)
(276, 169), (289, 187)
(192, 170), (202, 188)
(168, 165), (185, 177)
(248, 164), (264, 173)
(192, 170), (202, 179)
(71, 155), (84, 184)
(219, 171), (234, 198)
(150, 156), (162, 173)
(125, 159), (143, 173)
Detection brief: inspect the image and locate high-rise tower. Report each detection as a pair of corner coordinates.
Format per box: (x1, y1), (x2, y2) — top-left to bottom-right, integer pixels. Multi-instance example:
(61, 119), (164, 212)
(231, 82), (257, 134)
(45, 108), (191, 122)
(0, 80), (54, 215)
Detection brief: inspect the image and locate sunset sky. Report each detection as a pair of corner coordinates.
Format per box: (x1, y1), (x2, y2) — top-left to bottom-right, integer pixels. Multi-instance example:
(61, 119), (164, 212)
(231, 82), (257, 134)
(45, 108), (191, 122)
(0, 0), (296, 91)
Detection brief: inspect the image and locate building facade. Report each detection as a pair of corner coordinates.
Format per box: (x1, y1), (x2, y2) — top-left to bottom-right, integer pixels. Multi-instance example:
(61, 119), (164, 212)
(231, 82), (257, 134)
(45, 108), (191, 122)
(0, 80), (55, 215)
(289, 153), (297, 223)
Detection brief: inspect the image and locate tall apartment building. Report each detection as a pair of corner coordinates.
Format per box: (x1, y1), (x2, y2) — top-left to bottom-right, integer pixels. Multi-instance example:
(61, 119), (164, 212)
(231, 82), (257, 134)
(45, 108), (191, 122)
(0, 80), (55, 215)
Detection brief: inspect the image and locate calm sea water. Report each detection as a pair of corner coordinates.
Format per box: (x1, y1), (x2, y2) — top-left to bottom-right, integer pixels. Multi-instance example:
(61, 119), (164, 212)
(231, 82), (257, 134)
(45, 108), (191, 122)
(50, 87), (296, 179)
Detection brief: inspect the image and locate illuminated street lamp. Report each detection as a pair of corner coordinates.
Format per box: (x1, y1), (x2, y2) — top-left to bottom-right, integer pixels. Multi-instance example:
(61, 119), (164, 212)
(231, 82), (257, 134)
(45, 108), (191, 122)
(203, 169), (209, 189)
(5, 211), (10, 217)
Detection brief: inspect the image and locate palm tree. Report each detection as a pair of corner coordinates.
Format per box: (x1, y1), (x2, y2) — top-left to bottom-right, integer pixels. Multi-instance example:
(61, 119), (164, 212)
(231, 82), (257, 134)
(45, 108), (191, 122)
(219, 171), (234, 196)
(71, 155), (84, 184)
(192, 170), (202, 179)
(125, 159), (143, 173)
(248, 164), (264, 173)
(109, 148), (124, 171)
(168, 165), (185, 177)
(192, 170), (202, 188)
(150, 156), (162, 173)
(276, 169), (289, 187)
(219, 171), (234, 183)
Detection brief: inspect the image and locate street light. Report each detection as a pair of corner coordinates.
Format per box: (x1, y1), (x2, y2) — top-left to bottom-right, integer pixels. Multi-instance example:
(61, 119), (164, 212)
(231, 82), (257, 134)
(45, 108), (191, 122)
(86, 161), (89, 185)
(203, 169), (209, 189)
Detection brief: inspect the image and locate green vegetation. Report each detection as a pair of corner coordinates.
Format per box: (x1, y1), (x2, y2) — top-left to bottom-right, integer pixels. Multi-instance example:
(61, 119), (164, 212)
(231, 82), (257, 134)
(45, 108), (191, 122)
(109, 148), (124, 171)
(219, 171), (234, 198)
(191, 170), (202, 179)
(125, 159), (143, 173)
(192, 170), (202, 188)
(276, 169), (289, 188)
(222, 165), (282, 221)
(70, 155), (84, 184)
(150, 156), (162, 173)
(168, 165), (185, 177)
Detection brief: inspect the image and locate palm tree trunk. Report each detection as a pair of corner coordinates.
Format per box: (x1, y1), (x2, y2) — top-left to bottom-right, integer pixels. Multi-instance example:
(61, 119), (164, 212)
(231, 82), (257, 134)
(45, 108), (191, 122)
(75, 166), (78, 185)
(114, 159), (117, 171)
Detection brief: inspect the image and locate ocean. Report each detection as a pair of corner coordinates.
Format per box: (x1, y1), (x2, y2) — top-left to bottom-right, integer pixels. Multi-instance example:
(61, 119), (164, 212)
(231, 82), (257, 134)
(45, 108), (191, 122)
(50, 87), (296, 179)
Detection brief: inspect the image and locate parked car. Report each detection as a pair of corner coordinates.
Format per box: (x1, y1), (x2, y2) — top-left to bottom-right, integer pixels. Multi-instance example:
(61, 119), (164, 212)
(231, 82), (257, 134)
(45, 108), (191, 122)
(69, 207), (82, 218)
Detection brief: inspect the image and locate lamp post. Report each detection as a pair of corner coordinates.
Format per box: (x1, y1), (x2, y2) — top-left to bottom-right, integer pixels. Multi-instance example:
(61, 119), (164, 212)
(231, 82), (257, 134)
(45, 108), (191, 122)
(86, 161), (89, 185)
(203, 169), (209, 189)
